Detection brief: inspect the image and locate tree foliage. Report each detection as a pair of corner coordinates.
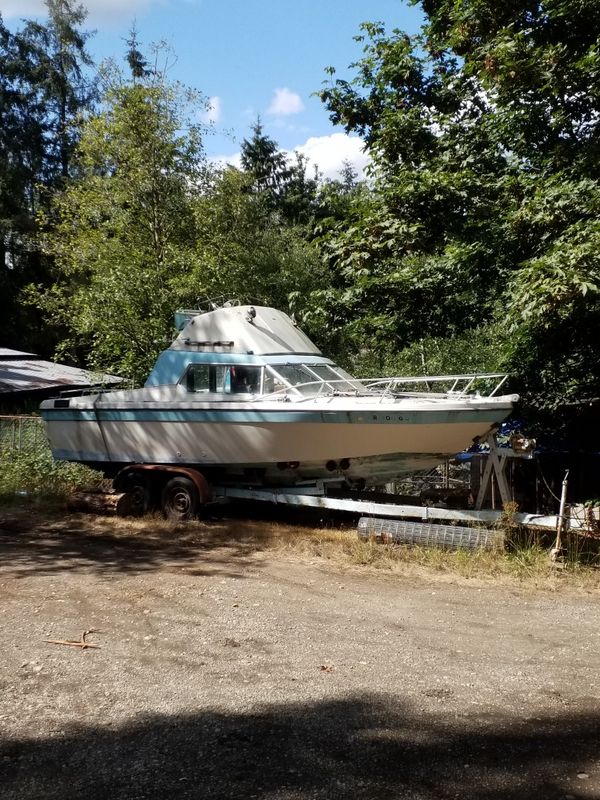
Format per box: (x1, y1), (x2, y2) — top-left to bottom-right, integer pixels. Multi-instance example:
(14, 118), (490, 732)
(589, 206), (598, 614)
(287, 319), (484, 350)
(192, 166), (325, 308)
(5, 0), (600, 430)
(240, 120), (320, 225)
(0, 1), (93, 353)
(22, 0), (95, 181)
(36, 59), (208, 381)
(37, 58), (326, 382)
(313, 4), (600, 415)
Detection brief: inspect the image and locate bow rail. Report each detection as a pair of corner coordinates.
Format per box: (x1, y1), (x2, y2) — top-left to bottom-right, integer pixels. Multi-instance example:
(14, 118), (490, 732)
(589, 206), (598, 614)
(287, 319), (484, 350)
(260, 373), (511, 402)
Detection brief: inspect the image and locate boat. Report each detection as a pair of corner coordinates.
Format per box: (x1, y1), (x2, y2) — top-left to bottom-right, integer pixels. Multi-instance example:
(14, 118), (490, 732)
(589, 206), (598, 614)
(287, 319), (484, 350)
(40, 305), (518, 490)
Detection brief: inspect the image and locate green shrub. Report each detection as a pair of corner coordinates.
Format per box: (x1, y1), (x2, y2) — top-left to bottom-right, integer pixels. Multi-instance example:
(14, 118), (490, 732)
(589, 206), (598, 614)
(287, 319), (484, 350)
(0, 449), (102, 502)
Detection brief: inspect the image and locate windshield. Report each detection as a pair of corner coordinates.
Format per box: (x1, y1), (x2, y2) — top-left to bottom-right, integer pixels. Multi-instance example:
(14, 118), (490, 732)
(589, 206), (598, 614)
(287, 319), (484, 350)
(307, 364), (365, 392)
(265, 364), (364, 396)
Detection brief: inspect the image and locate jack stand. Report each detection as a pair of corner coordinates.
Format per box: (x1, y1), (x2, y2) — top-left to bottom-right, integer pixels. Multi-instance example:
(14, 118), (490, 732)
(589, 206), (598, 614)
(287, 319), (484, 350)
(474, 432), (512, 510)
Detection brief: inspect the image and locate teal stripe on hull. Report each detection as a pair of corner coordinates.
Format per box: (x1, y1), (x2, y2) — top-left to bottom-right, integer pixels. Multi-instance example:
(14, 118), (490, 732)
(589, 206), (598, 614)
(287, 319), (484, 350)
(42, 407), (505, 425)
(53, 448), (110, 462)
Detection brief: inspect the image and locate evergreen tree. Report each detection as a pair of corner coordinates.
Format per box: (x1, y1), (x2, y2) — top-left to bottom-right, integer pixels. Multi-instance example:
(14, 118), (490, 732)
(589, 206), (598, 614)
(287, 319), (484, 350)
(0, 2), (94, 354)
(125, 25), (151, 82)
(23, 0), (95, 182)
(240, 120), (319, 225)
(240, 119), (289, 199)
(339, 159), (358, 194)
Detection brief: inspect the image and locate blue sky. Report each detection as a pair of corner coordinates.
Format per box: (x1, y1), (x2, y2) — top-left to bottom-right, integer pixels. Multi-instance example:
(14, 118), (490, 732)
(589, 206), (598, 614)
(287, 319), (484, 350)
(1, 0), (424, 178)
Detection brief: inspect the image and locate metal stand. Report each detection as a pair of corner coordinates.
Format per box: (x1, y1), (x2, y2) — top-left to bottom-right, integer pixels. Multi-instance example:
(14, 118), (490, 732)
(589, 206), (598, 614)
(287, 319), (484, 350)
(474, 433), (512, 510)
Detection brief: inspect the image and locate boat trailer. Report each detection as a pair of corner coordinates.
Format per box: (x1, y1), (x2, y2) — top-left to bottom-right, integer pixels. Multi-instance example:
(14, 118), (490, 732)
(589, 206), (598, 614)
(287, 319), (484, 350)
(212, 483), (563, 530)
(109, 433), (578, 543)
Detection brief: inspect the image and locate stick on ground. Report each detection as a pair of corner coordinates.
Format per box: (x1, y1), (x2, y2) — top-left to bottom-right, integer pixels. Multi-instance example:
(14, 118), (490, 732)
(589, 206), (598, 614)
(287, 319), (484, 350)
(46, 629), (101, 650)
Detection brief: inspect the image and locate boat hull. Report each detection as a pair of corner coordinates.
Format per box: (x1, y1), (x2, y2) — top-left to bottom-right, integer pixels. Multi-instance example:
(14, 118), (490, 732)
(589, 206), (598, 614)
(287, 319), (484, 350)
(41, 401), (511, 485)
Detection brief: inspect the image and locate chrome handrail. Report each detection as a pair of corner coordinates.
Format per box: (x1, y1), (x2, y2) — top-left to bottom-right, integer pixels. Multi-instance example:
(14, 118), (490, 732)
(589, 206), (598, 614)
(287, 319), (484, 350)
(258, 373), (510, 401)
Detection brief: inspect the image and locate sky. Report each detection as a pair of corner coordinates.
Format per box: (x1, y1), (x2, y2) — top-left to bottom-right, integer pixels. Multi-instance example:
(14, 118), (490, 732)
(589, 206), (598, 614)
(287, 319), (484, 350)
(0, 0), (424, 179)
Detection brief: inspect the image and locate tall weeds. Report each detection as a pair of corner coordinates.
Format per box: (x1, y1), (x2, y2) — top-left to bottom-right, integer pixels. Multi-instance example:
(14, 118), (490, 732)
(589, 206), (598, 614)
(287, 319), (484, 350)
(0, 449), (102, 503)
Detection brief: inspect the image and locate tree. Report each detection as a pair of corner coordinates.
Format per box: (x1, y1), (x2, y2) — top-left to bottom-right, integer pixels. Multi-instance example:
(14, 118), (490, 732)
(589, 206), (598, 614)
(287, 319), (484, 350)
(240, 121), (319, 225)
(339, 159), (359, 193)
(422, 0), (600, 177)
(36, 55), (209, 382)
(314, 5), (600, 417)
(278, 151), (320, 226)
(125, 25), (150, 82)
(240, 119), (289, 198)
(190, 166), (326, 311)
(22, 0), (95, 182)
(35, 48), (326, 383)
(310, 21), (512, 365)
(0, 2), (94, 354)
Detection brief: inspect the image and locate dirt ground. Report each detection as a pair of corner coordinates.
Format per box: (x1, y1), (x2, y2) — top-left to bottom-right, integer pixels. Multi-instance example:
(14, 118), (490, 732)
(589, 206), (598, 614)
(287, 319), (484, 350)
(1, 508), (599, 800)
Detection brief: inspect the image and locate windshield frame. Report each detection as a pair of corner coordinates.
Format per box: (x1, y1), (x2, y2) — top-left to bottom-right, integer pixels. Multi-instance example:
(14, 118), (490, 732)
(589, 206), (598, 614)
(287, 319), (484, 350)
(263, 363), (365, 397)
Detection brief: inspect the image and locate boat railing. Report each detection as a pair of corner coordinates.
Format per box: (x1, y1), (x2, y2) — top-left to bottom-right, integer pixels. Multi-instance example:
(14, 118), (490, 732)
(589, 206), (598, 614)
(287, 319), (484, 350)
(260, 373), (510, 401)
(364, 373), (510, 399)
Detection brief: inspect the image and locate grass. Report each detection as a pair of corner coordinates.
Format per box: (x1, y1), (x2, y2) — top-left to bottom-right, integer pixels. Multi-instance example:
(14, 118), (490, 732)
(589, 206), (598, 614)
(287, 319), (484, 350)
(0, 502), (598, 589)
(0, 446), (598, 589)
(263, 519), (599, 590)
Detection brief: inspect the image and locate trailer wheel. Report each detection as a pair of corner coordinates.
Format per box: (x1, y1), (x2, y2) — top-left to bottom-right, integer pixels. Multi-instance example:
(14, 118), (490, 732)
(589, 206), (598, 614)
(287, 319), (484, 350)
(117, 476), (151, 517)
(161, 476), (200, 521)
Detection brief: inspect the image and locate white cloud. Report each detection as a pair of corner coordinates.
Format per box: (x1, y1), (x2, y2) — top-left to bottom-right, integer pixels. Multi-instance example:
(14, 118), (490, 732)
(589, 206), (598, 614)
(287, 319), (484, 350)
(201, 96), (222, 125)
(295, 133), (370, 181)
(210, 152), (242, 171)
(210, 133), (369, 183)
(0, 0), (155, 23)
(267, 87), (304, 117)
(0, 0), (43, 16)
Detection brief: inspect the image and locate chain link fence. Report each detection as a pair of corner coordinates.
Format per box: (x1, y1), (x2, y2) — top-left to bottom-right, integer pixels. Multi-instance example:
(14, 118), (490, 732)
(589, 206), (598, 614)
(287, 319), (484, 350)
(0, 415), (49, 458)
(0, 415), (108, 498)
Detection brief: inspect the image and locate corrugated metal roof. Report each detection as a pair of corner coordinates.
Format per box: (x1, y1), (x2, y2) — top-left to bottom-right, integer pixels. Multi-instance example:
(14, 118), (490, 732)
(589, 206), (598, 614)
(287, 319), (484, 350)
(0, 355), (122, 395)
(0, 348), (37, 360)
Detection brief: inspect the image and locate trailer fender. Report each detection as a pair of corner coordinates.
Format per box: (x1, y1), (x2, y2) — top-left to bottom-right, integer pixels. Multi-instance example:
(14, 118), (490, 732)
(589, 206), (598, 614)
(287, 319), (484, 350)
(114, 464), (212, 503)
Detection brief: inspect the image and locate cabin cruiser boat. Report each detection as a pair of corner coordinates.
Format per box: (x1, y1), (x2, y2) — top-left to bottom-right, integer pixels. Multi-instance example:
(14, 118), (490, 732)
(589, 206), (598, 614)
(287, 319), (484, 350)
(40, 305), (518, 489)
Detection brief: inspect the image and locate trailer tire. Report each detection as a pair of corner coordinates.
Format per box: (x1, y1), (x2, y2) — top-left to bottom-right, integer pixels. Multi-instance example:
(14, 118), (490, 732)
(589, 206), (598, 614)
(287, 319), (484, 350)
(161, 476), (200, 521)
(117, 476), (151, 517)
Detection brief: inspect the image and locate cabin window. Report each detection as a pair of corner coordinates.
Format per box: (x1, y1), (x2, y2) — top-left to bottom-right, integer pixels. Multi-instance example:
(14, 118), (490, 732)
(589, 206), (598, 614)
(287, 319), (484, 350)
(185, 364), (261, 394)
(217, 365), (261, 394)
(265, 363), (363, 396)
(307, 364), (363, 392)
(186, 364), (211, 393)
(267, 364), (316, 396)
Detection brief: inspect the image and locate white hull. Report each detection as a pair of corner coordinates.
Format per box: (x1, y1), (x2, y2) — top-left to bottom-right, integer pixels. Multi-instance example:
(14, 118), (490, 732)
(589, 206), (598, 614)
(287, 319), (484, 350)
(46, 417), (498, 463)
(43, 397), (512, 484)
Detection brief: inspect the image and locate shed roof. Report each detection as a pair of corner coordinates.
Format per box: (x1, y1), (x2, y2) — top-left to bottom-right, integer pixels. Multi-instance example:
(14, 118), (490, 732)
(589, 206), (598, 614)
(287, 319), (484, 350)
(0, 348), (37, 360)
(0, 350), (122, 395)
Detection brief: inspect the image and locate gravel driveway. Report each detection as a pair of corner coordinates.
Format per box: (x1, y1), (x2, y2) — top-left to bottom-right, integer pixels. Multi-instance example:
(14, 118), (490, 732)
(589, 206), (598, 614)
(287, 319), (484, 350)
(1, 510), (599, 799)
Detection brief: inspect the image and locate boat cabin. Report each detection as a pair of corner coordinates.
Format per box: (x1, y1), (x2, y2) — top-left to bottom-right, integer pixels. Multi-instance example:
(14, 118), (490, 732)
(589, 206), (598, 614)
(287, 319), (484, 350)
(145, 305), (362, 398)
